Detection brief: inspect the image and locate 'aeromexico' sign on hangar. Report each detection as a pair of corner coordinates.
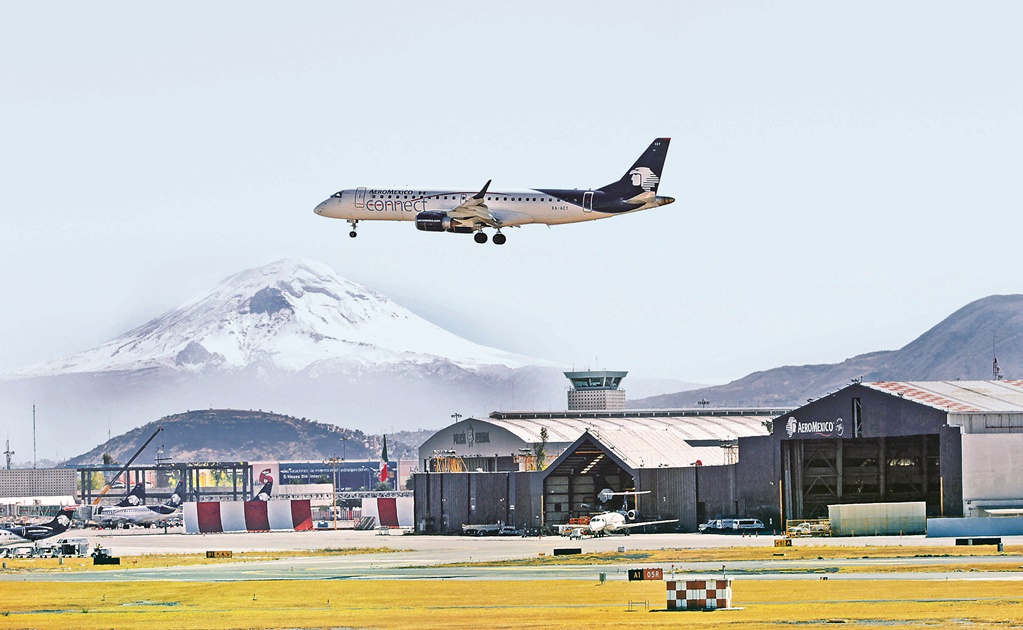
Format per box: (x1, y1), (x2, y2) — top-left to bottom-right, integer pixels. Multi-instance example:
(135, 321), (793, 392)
(784, 415), (845, 439)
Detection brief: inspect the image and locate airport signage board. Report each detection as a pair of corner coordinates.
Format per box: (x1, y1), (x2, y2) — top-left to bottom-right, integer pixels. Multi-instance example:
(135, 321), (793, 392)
(628, 568), (663, 581)
(783, 416), (845, 439)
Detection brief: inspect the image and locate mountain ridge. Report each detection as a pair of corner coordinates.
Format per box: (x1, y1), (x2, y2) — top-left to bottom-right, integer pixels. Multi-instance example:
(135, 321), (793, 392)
(631, 294), (1023, 409)
(64, 409), (428, 466)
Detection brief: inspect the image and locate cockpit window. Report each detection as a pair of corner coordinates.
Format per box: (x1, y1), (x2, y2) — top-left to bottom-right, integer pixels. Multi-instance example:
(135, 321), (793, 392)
(331, 191), (344, 198)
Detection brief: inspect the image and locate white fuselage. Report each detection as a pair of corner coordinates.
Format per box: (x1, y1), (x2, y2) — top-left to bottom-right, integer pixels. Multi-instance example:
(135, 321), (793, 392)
(314, 187), (624, 227)
(587, 512), (629, 533)
(95, 504), (178, 526)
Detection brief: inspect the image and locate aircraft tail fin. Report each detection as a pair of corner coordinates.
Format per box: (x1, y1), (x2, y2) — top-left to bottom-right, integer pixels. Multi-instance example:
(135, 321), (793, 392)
(599, 138), (671, 198)
(48, 506), (77, 535)
(252, 480), (273, 501)
(116, 482), (146, 507)
(165, 481), (185, 508)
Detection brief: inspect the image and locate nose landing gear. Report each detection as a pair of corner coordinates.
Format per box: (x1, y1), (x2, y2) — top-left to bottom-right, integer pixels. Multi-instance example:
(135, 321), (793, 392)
(347, 219), (359, 238)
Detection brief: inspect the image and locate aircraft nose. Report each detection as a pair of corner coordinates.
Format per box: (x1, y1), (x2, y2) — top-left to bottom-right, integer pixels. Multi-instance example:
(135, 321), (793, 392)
(314, 200), (330, 216)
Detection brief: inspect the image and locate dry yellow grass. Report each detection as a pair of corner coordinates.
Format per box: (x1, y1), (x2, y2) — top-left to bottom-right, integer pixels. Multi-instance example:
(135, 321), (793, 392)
(446, 543), (1023, 568)
(0, 579), (1021, 629)
(0, 547), (401, 573)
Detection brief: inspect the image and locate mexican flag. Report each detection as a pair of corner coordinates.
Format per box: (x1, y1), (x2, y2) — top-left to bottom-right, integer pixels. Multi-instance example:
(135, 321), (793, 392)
(378, 435), (389, 483)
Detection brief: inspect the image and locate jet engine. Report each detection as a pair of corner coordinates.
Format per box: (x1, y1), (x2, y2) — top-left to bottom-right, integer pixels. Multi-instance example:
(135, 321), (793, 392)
(626, 510), (637, 521)
(415, 212), (473, 233)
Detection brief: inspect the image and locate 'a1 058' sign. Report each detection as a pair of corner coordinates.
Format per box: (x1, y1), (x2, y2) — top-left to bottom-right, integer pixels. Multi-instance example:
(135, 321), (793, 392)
(784, 416), (845, 439)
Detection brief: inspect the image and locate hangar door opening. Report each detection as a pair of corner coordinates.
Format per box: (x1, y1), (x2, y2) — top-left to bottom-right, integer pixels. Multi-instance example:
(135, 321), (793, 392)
(542, 437), (633, 527)
(783, 435), (941, 519)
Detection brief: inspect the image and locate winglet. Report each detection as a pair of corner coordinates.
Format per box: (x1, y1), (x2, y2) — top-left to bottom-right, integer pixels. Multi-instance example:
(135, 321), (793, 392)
(472, 180), (492, 201)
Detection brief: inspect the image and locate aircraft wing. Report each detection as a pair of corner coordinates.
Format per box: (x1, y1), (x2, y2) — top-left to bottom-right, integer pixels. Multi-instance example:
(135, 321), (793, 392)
(614, 518), (678, 531)
(446, 180), (501, 227)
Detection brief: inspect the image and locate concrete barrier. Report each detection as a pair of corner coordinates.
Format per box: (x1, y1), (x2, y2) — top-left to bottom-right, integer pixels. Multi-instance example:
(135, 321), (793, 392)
(927, 516), (1023, 538)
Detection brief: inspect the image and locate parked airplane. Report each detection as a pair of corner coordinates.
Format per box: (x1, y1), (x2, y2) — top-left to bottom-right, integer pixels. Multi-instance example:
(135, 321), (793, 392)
(251, 468), (273, 501)
(562, 488), (677, 537)
(0, 506), (77, 546)
(314, 138), (675, 244)
(93, 481), (184, 528)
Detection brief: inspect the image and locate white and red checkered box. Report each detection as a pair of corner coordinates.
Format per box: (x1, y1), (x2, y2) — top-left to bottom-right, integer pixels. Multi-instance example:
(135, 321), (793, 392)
(665, 578), (732, 610)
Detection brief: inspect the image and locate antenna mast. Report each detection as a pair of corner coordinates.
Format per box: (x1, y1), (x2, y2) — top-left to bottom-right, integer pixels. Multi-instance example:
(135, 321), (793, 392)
(3, 437), (12, 470)
(993, 335), (1003, 380)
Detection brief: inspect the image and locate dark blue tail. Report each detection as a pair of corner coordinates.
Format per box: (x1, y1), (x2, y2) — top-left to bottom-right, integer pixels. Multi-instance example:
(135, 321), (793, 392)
(165, 481), (185, 508)
(598, 138), (670, 198)
(116, 482), (146, 507)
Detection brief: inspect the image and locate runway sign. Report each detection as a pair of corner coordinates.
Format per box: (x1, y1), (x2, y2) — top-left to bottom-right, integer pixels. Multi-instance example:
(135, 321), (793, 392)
(666, 578), (732, 610)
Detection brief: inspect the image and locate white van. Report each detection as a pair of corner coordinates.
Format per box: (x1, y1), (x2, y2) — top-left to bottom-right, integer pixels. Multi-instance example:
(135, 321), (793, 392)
(54, 536), (90, 557)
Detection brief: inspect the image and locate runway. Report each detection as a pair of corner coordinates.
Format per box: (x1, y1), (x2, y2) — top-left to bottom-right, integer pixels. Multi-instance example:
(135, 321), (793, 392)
(3, 528), (1021, 583)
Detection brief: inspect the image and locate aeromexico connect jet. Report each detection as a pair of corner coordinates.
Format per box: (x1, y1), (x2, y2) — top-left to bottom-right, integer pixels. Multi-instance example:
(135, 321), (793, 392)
(93, 481), (185, 528)
(0, 506), (76, 546)
(313, 138), (674, 244)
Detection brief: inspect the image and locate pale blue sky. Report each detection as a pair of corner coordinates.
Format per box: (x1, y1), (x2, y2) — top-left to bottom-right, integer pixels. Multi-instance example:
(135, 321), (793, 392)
(2, 1), (1022, 386)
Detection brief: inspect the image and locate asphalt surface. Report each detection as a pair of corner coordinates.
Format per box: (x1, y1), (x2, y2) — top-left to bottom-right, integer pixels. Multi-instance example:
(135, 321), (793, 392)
(3, 528), (1021, 583)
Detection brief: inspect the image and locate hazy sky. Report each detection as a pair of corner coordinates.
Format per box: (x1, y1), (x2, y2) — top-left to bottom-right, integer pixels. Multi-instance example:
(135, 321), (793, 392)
(3, 1), (1022, 391)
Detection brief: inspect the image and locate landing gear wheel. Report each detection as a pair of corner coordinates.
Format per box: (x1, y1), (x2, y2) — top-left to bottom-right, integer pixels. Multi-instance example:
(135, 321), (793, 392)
(349, 231), (358, 238)
(493, 232), (507, 245)
(474, 231), (488, 244)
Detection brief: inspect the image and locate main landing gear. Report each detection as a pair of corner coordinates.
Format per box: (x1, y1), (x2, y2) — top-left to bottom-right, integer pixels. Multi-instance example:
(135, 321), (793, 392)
(347, 219), (359, 238)
(474, 230), (507, 245)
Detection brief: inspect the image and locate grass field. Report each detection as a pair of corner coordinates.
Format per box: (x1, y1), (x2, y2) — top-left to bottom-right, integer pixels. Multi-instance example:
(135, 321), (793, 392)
(0, 547), (402, 572)
(1, 578), (1022, 629)
(2, 545), (1021, 628)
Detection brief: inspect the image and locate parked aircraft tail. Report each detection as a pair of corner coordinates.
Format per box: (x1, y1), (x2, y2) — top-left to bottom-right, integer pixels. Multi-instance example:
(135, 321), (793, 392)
(115, 482), (146, 507)
(165, 481), (185, 508)
(48, 506), (77, 535)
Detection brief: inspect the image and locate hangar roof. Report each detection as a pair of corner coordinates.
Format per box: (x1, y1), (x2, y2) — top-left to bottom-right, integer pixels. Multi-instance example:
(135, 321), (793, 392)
(482, 411), (776, 447)
(864, 380), (1023, 413)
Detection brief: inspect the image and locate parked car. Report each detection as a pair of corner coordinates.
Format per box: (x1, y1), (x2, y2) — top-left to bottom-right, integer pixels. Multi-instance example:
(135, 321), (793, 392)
(790, 521), (831, 536)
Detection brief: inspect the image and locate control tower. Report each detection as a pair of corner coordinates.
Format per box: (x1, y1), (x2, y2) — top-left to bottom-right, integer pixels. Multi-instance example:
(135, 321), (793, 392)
(564, 370), (628, 411)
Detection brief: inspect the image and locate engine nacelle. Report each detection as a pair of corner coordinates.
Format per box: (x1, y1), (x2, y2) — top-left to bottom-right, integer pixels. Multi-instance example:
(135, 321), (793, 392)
(415, 211), (452, 232)
(415, 212), (474, 234)
(626, 509), (637, 521)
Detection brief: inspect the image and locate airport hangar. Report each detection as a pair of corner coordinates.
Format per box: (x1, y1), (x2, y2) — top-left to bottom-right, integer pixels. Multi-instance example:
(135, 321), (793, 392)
(413, 379), (1023, 533)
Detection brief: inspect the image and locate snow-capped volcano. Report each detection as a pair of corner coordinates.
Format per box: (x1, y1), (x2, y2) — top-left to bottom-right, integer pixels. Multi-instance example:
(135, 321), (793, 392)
(14, 258), (538, 377)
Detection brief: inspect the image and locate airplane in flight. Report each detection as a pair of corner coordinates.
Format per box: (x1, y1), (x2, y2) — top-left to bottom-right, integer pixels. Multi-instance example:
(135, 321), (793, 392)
(92, 481), (185, 528)
(0, 506), (77, 546)
(561, 488), (678, 537)
(314, 138), (674, 244)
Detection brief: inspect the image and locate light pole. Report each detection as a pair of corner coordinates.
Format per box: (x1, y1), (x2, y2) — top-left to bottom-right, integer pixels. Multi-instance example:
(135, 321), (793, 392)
(324, 454), (343, 529)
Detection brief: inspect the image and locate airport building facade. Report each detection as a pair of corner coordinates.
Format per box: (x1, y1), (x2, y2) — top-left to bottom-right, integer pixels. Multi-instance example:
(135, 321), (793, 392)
(0, 468), (76, 499)
(413, 380), (1023, 533)
(413, 409), (783, 532)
